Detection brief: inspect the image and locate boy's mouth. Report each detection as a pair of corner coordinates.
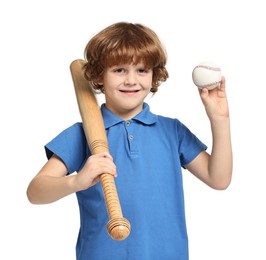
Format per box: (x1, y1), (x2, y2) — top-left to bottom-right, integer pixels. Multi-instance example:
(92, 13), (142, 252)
(120, 90), (140, 93)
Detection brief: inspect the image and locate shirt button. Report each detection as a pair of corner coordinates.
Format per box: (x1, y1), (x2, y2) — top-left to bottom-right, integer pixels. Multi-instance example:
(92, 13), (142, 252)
(129, 135), (134, 140)
(126, 121), (131, 126)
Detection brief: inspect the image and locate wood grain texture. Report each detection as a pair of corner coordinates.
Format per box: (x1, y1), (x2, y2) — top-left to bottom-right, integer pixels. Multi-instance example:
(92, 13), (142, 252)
(70, 59), (130, 240)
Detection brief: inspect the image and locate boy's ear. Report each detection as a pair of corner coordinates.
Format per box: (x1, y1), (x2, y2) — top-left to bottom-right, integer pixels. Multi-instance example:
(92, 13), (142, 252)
(96, 77), (104, 85)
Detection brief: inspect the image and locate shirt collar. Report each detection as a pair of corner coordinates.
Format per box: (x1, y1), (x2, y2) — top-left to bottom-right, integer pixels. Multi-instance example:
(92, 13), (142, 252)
(101, 102), (158, 129)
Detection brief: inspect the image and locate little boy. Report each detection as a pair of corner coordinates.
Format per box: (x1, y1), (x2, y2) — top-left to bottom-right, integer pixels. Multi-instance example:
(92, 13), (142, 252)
(27, 22), (232, 260)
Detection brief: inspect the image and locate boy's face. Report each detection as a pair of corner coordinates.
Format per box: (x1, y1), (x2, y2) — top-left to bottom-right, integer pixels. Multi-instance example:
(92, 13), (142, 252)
(101, 63), (153, 120)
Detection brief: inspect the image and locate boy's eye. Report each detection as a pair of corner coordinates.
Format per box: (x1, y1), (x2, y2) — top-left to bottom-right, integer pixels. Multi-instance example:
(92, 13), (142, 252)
(138, 68), (149, 73)
(114, 68), (125, 73)
(138, 69), (147, 73)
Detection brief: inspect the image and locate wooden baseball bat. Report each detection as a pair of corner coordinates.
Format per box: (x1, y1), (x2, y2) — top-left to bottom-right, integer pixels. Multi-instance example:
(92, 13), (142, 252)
(70, 59), (130, 240)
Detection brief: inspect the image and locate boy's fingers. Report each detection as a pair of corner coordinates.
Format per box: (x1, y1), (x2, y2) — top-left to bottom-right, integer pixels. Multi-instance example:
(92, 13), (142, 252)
(219, 76), (226, 90)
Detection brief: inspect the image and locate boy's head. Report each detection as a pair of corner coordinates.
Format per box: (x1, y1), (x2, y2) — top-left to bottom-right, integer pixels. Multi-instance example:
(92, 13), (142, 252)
(83, 22), (169, 93)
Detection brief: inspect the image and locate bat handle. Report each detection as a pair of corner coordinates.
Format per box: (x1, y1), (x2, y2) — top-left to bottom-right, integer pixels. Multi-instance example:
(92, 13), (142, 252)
(100, 173), (131, 240)
(90, 140), (131, 240)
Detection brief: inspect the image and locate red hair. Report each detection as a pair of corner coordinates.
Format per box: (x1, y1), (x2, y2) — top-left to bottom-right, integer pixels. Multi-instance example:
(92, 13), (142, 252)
(83, 22), (169, 93)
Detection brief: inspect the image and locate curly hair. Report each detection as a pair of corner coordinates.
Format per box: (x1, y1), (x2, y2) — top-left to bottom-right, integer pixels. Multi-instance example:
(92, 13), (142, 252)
(83, 22), (169, 94)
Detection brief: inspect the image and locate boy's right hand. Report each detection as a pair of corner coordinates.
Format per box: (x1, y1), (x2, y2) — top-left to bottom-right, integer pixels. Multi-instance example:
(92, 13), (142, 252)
(73, 152), (117, 191)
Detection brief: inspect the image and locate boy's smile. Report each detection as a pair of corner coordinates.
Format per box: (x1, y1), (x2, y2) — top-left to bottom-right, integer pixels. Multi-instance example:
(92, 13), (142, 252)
(119, 89), (140, 95)
(102, 63), (153, 120)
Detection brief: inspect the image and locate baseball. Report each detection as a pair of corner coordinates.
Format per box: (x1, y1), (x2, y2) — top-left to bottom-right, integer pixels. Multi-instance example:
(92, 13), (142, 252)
(192, 61), (222, 90)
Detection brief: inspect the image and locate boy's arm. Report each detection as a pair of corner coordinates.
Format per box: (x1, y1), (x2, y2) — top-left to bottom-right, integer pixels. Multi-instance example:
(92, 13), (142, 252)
(27, 153), (117, 204)
(185, 76), (233, 190)
(26, 155), (77, 204)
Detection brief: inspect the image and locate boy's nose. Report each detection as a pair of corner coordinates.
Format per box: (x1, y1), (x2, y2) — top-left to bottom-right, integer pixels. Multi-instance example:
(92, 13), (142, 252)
(124, 72), (137, 86)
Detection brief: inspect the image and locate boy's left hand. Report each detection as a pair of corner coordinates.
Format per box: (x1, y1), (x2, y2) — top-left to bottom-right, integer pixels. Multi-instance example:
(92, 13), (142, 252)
(199, 76), (229, 121)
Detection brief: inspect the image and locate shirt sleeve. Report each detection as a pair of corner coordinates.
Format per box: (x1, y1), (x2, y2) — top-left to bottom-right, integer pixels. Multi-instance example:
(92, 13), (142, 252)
(175, 120), (207, 167)
(44, 123), (89, 174)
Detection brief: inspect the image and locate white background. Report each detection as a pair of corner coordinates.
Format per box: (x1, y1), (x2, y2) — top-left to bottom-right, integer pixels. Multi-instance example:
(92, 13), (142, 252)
(1, 0), (265, 259)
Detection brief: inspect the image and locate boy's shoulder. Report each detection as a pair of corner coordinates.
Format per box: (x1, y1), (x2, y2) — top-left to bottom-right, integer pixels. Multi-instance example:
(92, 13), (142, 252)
(156, 114), (182, 126)
(65, 122), (83, 132)
(53, 122), (85, 141)
(154, 114), (192, 136)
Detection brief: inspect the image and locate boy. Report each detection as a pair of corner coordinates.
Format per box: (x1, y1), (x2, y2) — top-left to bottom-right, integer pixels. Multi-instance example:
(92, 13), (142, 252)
(27, 22), (232, 260)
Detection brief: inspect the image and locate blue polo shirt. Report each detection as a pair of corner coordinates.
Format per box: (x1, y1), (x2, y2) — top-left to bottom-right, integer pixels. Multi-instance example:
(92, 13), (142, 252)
(45, 103), (207, 260)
